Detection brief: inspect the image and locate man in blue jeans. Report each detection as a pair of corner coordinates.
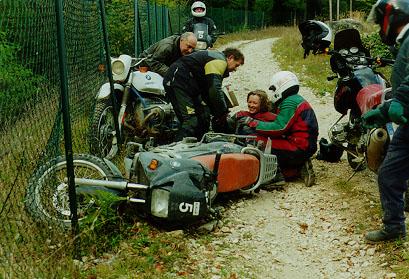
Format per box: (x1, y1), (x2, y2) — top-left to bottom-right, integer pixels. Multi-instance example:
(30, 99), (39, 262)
(362, 0), (409, 242)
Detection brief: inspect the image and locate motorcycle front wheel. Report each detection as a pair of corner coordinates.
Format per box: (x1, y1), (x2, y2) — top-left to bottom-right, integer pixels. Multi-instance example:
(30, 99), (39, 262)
(89, 99), (118, 159)
(347, 148), (366, 171)
(25, 154), (115, 229)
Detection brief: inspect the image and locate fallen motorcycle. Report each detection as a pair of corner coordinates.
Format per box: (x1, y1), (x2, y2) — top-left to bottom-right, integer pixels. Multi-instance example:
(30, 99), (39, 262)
(25, 133), (277, 228)
(89, 55), (178, 159)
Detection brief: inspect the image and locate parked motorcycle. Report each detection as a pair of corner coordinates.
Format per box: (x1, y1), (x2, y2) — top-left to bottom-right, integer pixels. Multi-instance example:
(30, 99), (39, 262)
(25, 133), (278, 228)
(301, 27), (394, 172)
(89, 55), (178, 159)
(325, 29), (395, 171)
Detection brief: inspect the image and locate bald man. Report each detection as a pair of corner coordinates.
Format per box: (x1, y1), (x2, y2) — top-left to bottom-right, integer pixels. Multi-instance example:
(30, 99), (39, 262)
(138, 32), (197, 76)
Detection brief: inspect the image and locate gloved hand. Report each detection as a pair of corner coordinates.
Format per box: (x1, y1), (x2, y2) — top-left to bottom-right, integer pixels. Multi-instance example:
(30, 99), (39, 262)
(361, 107), (388, 129)
(237, 116), (259, 128)
(388, 100), (408, 124)
(212, 112), (229, 133)
(236, 116), (259, 135)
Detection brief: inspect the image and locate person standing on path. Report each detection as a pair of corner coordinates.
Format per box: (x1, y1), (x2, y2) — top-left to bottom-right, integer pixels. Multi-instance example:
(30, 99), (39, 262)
(362, 0), (409, 242)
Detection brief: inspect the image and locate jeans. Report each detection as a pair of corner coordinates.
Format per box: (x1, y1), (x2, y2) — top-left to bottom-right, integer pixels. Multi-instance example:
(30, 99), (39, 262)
(378, 124), (409, 233)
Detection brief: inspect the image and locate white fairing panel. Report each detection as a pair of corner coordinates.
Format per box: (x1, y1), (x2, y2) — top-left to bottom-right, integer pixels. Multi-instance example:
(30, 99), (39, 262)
(131, 70), (165, 95)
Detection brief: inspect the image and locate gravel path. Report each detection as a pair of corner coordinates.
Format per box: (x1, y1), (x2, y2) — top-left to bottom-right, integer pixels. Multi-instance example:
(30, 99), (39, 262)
(175, 39), (401, 279)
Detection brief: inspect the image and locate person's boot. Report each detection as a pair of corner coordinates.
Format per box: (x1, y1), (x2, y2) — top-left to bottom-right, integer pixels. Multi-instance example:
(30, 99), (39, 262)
(365, 228), (406, 243)
(301, 158), (315, 187)
(261, 167), (286, 190)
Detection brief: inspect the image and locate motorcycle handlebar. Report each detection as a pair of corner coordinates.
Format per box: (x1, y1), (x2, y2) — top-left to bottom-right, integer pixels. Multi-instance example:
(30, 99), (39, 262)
(326, 50), (395, 66)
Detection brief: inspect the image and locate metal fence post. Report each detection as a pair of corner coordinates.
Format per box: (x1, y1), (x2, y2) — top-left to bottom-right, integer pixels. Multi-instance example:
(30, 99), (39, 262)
(54, 0), (79, 255)
(147, 0), (151, 45)
(99, 0), (122, 145)
(134, 0), (139, 56)
(154, 2), (158, 41)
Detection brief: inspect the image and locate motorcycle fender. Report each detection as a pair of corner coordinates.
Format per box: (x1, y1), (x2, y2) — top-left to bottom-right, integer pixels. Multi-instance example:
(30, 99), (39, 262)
(164, 172), (209, 222)
(96, 83), (124, 100)
(103, 158), (123, 178)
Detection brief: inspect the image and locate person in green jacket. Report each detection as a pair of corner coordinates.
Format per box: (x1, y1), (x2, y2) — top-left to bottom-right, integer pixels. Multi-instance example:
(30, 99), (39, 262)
(139, 32), (197, 76)
(237, 71), (319, 187)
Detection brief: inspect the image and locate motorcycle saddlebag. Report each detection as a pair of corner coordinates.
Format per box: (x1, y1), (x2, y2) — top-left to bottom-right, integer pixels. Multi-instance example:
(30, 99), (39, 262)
(192, 153), (260, 192)
(334, 85), (353, 115)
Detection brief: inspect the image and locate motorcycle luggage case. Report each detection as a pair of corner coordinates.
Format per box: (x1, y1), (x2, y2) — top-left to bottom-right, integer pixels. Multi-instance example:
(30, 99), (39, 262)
(192, 154), (259, 192)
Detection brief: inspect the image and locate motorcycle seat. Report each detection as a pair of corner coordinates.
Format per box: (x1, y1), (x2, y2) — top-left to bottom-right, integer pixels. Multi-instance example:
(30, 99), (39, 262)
(356, 84), (385, 114)
(192, 154), (259, 192)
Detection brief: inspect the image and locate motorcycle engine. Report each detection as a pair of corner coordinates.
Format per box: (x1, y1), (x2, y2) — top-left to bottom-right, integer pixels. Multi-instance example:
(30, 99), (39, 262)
(329, 122), (348, 144)
(127, 98), (178, 144)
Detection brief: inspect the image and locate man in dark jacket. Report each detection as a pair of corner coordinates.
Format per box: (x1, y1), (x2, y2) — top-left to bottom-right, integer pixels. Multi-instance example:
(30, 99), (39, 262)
(163, 47), (244, 141)
(361, 0), (409, 242)
(138, 32), (197, 76)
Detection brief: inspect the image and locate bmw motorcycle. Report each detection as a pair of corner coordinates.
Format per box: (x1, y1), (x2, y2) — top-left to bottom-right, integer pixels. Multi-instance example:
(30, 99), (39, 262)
(25, 133), (277, 228)
(193, 22), (215, 50)
(89, 55), (178, 159)
(302, 28), (394, 172)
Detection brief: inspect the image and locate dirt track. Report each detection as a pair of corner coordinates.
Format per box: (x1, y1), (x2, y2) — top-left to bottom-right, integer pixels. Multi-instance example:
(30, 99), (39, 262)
(173, 39), (403, 279)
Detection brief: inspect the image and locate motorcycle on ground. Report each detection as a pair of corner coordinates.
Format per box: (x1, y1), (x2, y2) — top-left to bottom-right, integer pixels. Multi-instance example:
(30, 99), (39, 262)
(89, 55), (178, 159)
(25, 133), (278, 228)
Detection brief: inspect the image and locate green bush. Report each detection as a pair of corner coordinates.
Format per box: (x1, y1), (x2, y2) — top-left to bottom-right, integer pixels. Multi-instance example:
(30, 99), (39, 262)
(362, 31), (393, 59)
(0, 32), (45, 130)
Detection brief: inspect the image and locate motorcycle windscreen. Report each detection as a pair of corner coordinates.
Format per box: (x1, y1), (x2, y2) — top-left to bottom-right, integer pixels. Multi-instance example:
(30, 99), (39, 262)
(192, 154), (259, 192)
(333, 28), (370, 56)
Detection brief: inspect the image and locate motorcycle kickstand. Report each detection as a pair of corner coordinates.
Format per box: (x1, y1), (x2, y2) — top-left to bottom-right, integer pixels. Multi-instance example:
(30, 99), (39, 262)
(347, 161), (365, 182)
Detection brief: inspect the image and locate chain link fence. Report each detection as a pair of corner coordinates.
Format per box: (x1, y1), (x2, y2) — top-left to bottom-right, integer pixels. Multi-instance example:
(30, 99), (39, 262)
(0, 0), (264, 277)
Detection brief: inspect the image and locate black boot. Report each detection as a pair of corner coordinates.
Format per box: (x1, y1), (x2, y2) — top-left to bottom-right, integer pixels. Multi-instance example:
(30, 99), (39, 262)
(261, 167), (286, 190)
(301, 158), (315, 187)
(365, 228), (406, 242)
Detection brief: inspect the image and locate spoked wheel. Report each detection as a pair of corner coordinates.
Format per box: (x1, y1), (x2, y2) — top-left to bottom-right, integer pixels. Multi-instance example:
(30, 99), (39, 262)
(25, 154), (114, 229)
(89, 100), (118, 159)
(347, 144), (366, 171)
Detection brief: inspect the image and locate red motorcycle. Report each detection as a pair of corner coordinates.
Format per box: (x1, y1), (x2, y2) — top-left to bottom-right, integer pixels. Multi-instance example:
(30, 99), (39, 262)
(299, 26), (394, 172)
(325, 28), (395, 172)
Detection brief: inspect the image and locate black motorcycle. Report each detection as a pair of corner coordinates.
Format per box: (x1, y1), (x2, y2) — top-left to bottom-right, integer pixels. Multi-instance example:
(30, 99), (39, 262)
(325, 29), (395, 171)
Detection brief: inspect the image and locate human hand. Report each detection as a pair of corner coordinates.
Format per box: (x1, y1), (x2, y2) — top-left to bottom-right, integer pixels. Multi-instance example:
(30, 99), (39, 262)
(237, 116), (259, 128)
(388, 100), (408, 124)
(361, 107), (388, 129)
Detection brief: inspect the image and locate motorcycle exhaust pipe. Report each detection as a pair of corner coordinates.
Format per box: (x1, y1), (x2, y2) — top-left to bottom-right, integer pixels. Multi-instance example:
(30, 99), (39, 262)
(73, 177), (148, 191)
(366, 128), (388, 173)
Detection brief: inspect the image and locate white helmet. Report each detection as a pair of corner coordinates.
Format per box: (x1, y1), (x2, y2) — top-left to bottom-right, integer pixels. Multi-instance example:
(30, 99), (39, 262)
(191, 1), (206, 17)
(269, 71), (299, 103)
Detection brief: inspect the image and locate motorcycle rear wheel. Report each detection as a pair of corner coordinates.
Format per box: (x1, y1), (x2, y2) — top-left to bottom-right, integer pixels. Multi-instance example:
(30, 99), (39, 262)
(89, 99), (118, 159)
(25, 154), (114, 229)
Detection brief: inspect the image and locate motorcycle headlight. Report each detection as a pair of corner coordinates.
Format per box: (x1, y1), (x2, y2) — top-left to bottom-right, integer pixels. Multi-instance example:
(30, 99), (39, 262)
(195, 41), (207, 50)
(111, 54), (132, 81)
(112, 60), (125, 75)
(150, 188), (170, 218)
